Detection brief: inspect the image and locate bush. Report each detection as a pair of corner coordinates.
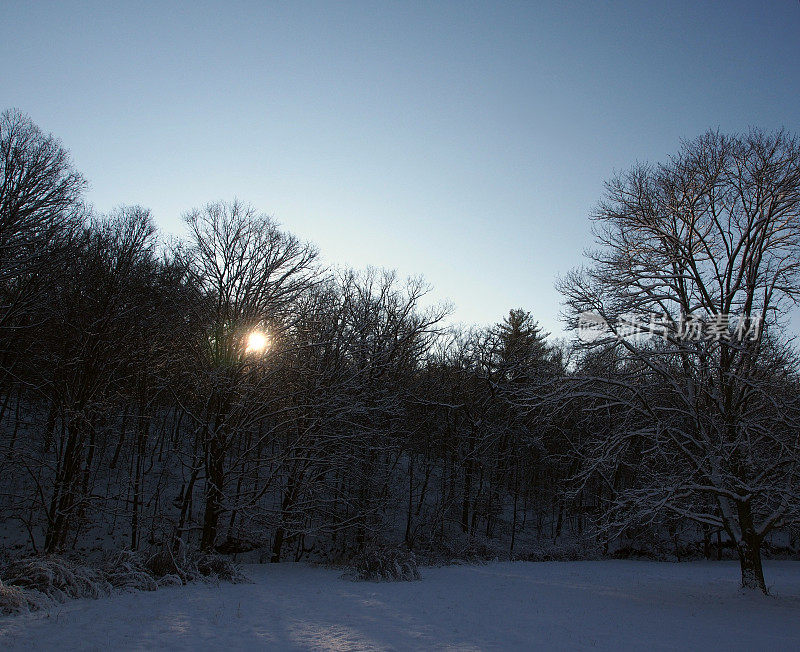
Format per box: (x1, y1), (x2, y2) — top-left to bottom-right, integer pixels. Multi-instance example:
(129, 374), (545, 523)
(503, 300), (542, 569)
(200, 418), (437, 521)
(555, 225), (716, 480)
(0, 579), (44, 615)
(0, 546), (248, 616)
(102, 550), (158, 592)
(143, 544), (187, 582)
(156, 573), (184, 587)
(344, 546), (422, 582)
(142, 542), (248, 585)
(194, 552), (247, 584)
(1, 556), (110, 602)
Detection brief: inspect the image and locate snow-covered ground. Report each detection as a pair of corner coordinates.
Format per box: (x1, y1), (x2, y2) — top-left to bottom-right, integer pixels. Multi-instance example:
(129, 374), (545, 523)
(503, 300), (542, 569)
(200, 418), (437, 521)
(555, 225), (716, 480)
(2, 560), (800, 650)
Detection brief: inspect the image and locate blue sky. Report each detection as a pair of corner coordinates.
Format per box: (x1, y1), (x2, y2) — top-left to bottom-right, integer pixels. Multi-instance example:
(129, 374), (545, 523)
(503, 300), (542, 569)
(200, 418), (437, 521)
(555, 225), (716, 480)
(2, 1), (799, 336)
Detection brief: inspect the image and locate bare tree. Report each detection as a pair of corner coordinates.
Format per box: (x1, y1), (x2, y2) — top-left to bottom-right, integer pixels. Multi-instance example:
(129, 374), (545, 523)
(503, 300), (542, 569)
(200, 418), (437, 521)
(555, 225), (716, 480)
(180, 200), (318, 550)
(0, 109), (85, 381)
(31, 207), (160, 551)
(559, 129), (800, 592)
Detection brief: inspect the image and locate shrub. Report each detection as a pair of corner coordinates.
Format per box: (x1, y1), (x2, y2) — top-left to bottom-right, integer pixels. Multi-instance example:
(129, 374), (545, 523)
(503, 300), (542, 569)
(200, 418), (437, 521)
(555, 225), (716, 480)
(345, 545), (421, 582)
(0, 579), (44, 615)
(143, 544), (186, 582)
(142, 542), (248, 585)
(156, 573), (184, 587)
(102, 550), (158, 592)
(1, 556), (109, 602)
(0, 546), (248, 616)
(194, 552), (247, 584)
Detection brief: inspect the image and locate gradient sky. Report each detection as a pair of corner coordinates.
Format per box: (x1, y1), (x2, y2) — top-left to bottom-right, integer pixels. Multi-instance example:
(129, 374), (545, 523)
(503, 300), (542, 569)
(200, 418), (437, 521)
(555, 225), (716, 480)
(3, 1), (799, 337)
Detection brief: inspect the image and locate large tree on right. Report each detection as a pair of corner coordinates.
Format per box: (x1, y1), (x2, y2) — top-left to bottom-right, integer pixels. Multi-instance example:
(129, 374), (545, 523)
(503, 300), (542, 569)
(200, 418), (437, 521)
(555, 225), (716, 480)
(559, 129), (800, 592)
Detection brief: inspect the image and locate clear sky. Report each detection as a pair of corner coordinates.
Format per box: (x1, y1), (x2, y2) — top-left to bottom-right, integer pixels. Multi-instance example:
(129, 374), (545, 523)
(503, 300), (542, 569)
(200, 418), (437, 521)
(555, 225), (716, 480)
(2, 1), (799, 337)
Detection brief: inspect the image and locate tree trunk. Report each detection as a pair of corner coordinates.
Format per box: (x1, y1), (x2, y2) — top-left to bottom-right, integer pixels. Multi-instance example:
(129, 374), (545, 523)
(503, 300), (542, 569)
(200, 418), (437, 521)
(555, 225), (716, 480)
(272, 468), (300, 562)
(738, 536), (766, 592)
(201, 433), (225, 550)
(737, 501), (767, 593)
(405, 454), (414, 545)
(45, 416), (86, 553)
(461, 457), (472, 533)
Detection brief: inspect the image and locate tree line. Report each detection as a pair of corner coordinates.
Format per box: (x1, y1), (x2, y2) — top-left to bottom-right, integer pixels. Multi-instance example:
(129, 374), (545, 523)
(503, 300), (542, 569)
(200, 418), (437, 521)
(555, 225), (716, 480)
(1, 109), (798, 592)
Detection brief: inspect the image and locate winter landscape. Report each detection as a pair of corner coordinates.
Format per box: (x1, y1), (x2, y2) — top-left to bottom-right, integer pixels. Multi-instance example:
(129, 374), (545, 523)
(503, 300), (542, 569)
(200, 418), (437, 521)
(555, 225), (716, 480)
(3, 561), (800, 650)
(2, 2), (800, 650)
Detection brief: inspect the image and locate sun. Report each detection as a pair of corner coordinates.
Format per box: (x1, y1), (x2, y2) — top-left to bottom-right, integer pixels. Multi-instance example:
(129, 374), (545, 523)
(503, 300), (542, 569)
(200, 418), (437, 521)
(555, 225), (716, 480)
(245, 330), (269, 354)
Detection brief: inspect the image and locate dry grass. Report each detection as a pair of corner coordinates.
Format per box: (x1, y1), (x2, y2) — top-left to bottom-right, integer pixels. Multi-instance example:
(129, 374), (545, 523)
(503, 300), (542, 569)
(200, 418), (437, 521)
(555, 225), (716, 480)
(0, 546), (248, 616)
(344, 545), (422, 582)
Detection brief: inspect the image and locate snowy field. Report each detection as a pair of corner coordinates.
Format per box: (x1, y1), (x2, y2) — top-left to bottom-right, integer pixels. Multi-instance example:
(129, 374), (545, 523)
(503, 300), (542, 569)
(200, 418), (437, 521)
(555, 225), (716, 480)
(2, 560), (800, 651)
